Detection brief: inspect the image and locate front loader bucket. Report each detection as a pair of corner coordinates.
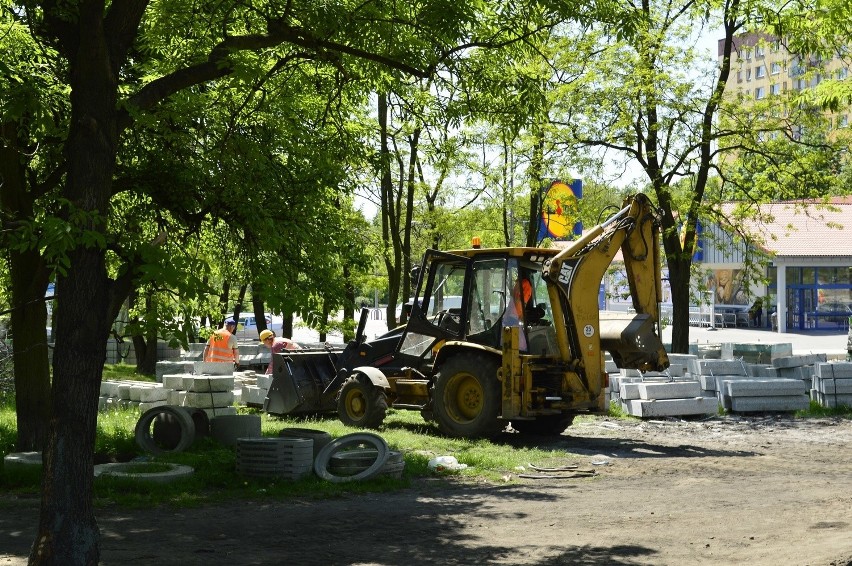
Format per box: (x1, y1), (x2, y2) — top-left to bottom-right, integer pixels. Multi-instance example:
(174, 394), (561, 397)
(263, 349), (343, 416)
(599, 312), (669, 372)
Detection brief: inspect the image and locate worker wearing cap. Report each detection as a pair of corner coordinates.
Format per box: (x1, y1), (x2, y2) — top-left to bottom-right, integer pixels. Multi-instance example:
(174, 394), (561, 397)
(203, 318), (239, 365)
(260, 329), (301, 374)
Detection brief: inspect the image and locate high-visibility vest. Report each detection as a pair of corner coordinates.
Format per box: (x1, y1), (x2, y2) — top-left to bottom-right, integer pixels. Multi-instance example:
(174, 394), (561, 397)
(204, 329), (235, 362)
(513, 278), (532, 317)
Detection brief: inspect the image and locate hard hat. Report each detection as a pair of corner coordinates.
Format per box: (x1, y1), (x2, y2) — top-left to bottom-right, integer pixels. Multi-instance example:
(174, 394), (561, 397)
(259, 329), (274, 343)
(224, 317), (236, 326)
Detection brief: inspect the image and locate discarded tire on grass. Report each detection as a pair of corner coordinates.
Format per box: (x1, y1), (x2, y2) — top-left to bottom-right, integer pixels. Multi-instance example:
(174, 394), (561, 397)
(313, 433), (389, 483)
(135, 406), (196, 455)
(278, 427), (332, 458)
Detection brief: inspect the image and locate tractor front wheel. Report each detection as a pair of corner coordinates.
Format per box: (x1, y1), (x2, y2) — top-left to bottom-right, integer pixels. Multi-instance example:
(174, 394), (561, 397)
(433, 353), (502, 438)
(337, 376), (388, 429)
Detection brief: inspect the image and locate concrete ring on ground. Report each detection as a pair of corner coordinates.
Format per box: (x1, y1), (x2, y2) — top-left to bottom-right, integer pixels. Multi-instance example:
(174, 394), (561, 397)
(210, 414), (262, 447)
(135, 405), (196, 455)
(278, 427), (332, 458)
(3, 451), (42, 471)
(94, 462), (194, 484)
(314, 433), (389, 483)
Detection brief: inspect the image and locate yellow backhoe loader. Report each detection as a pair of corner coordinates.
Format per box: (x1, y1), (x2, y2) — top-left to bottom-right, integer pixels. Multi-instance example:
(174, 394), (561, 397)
(264, 193), (669, 437)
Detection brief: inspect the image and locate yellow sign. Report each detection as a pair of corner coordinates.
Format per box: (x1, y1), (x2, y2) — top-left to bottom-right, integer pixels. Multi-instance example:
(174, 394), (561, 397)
(541, 180), (579, 239)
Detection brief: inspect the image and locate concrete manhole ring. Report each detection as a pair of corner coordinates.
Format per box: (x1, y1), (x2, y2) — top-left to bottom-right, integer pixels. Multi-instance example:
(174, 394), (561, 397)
(314, 433), (389, 483)
(94, 462), (194, 484)
(3, 451), (42, 470)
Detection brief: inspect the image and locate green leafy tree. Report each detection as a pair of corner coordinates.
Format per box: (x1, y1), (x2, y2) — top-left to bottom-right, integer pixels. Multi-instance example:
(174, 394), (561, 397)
(4, 3), (590, 562)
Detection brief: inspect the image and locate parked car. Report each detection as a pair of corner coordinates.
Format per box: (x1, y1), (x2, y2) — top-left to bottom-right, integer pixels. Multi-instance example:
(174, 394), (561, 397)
(226, 313), (284, 340)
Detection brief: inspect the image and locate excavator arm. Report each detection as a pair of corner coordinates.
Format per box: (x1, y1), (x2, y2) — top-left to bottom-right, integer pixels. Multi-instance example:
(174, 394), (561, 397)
(541, 193), (669, 391)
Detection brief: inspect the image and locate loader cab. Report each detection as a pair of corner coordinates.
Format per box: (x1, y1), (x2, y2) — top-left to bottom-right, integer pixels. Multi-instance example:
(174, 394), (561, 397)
(396, 249), (559, 367)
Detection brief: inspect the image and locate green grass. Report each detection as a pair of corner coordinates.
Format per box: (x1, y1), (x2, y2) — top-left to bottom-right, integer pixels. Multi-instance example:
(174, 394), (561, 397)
(102, 363), (156, 382)
(1, 404), (590, 508)
(796, 399), (852, 418)
(6, 395), (848, 509)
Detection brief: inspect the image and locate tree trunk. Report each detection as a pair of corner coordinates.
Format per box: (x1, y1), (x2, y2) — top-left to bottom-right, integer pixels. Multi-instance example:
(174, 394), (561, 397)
(130, 289), (158, 375)
(31, 11), (123, 562)
(9, 247), (51, 451)
(379, 93), (402, 328)
(525, 130), (545, 247)
(343, 263), (356, 341)
(233, 284), (247, 323)
(252, 293), (267, 333)
(282, 313), (294, 338)
(0, 121), (52, 452)
(667, 258), (692, 354)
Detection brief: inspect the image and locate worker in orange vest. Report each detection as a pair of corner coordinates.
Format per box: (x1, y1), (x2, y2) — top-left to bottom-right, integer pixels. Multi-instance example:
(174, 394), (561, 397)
(505, 275), (532, 351)
(203, 317), (239, 366)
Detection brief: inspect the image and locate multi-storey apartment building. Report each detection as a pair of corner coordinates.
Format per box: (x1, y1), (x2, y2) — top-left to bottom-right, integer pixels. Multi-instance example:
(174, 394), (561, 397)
(720, 32), (851, 132)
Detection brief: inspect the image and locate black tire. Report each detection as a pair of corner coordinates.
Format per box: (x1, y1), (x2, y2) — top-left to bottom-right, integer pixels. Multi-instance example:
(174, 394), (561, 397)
(337, 376), (388, 429)
(433, 353), (502, 438)
(511, 415), (575, 436)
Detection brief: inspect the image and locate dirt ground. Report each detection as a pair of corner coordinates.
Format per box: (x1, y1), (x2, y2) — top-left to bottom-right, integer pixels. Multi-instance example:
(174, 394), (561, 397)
(2, 415), (852, 566)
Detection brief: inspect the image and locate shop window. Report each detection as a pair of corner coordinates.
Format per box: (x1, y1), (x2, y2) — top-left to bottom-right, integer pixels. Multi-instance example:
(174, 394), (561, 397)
(801, 267), (815, 285)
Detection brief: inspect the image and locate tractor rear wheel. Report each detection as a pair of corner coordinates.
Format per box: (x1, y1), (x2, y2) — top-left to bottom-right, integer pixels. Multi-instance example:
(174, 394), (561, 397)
(337, 376), (388, 429)
(433, 353), (502, 438)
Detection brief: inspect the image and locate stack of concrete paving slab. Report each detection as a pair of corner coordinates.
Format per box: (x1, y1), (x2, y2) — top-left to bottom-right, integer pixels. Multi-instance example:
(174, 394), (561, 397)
(101, 361), (251, 418)
(98, 380), (169, 412)
(610, 352), (717, 418)
(621, 379), (718, 418)
(690, 358), (751, 396)
(241, 371), (274, 407)
(168, 361), (239, 418)
(721, 378), (809, 412)
(690, 357), (810, 412)
(772, 353), (826, 390)
(811, 362), (852, 408)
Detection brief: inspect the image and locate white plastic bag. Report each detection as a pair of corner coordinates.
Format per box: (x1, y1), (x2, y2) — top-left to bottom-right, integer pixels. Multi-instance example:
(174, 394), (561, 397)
(427, 455), (468, 473)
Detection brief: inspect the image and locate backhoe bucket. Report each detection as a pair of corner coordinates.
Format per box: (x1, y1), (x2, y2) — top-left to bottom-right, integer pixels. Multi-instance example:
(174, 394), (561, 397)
(263, 349), (342, 416)
(599, 312), (669, 372)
